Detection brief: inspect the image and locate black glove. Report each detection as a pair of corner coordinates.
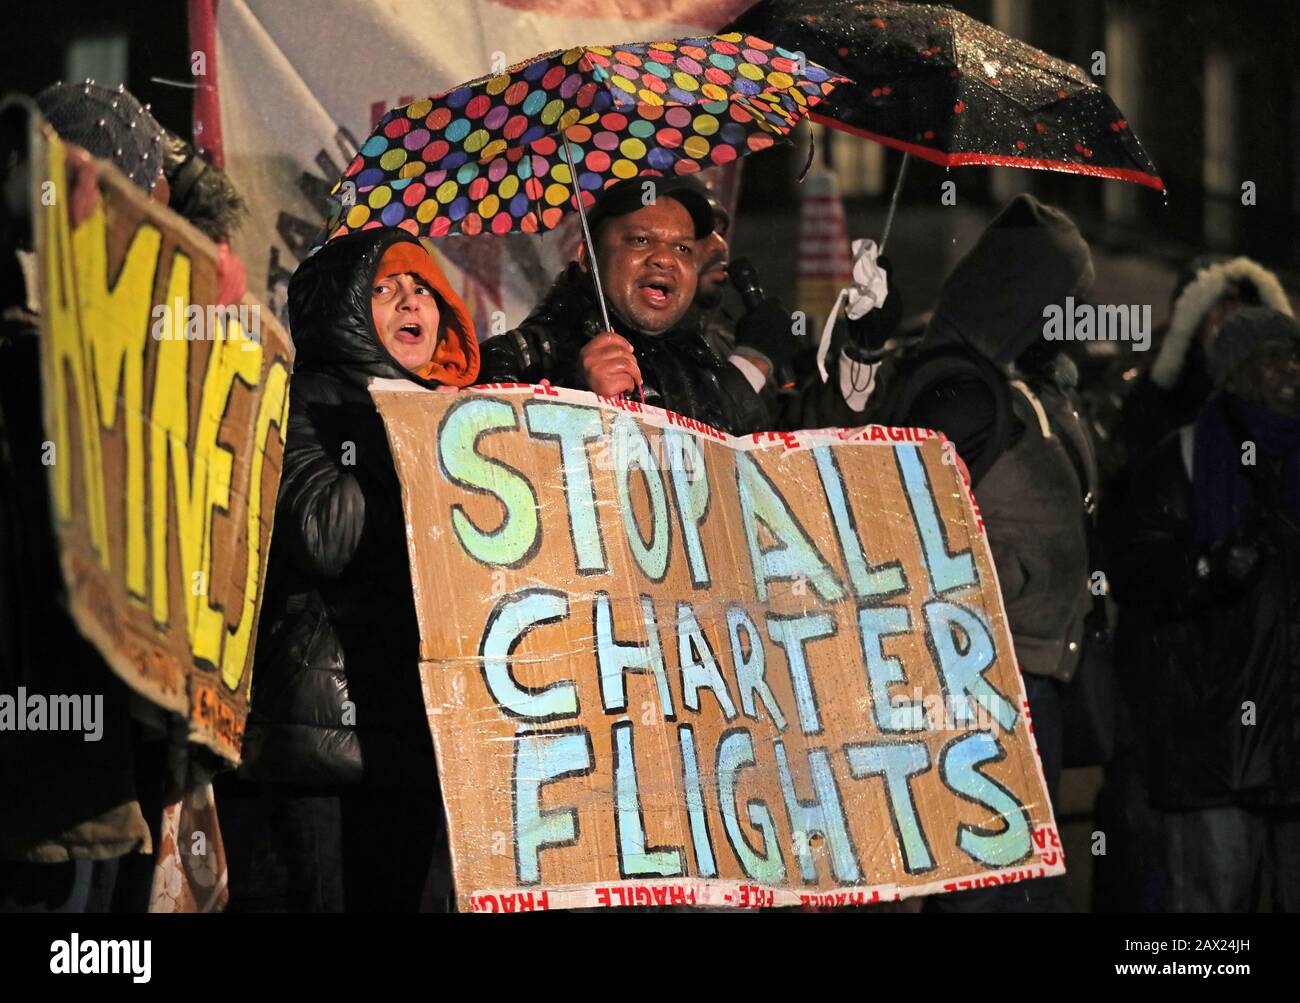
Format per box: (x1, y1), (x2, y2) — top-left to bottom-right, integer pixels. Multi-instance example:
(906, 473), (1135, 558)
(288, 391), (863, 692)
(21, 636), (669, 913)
(733, 296), (800, 370)
(844, 255), (901, 361)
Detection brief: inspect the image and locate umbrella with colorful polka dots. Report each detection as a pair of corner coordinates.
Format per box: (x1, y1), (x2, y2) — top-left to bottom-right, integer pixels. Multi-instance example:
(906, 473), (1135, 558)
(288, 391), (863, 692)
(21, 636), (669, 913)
(320, 34), (843, 244)
(724, 0), (1163, 192)
(315, 32), (845, 333)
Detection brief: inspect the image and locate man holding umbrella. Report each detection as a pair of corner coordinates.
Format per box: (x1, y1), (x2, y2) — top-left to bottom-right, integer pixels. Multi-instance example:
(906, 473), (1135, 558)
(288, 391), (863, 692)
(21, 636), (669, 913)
(479, 175), (792, 436)
(318, 33), (844, 436)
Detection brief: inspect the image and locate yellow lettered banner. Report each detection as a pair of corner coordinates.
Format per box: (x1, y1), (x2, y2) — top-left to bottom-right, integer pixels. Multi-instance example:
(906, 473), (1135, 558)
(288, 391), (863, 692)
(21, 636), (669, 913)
(33, 125), (293, 764)
(373, 381), (1065, 911)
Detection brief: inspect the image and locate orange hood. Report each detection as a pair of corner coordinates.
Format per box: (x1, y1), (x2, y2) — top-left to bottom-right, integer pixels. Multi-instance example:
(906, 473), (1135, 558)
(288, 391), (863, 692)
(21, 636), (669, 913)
(375, 242), (480, 387)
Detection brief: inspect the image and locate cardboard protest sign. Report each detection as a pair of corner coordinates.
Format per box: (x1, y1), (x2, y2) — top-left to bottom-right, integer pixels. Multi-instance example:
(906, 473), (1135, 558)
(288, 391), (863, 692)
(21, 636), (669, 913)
(372, 381), (1064, 911)
(32, 125), (293, 765)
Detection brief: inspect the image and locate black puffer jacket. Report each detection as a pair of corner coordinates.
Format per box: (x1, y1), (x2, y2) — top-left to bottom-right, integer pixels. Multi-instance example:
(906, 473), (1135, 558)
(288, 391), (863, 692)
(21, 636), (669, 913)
(1108, 422), (1300, 810)
(240, 229), (462, 789)
(478, 262), (774, 435)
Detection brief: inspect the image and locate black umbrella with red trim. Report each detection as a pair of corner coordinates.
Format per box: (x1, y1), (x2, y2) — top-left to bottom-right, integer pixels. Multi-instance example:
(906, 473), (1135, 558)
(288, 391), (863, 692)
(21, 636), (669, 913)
(725, 0), (1163, 201)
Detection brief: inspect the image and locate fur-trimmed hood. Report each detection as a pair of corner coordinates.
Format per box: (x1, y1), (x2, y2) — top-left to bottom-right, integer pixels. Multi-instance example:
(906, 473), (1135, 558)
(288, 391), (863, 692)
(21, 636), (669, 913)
(1150, 257), (1293, 389)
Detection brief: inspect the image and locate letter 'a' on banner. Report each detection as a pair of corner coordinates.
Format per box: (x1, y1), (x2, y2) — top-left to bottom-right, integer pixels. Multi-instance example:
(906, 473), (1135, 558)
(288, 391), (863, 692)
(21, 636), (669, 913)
(372, 381), (1065, 911)
(29, 116), (294, 766)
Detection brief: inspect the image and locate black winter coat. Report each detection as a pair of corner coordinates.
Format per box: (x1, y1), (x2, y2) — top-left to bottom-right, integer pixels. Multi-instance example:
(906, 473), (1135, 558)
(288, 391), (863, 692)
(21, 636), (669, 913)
(0, 251), (149, 859)
(1108, 425), (1300, 810)
(478, 262), (775, 436)
(240, 229), (448, 789)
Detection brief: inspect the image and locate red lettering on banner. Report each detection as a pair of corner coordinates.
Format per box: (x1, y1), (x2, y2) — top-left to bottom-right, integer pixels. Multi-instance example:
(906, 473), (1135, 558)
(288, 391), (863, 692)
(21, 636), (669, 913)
(751, 430), (799, 449)
(666, 410), (725, 441)
(597, 394), (644, 414)
(1034, 824), (1063, 868)
(799, 890), (881, 908)
(487, 890), (551, 912)
(737, 884), (774, 908)
(589, 883), (703, 908)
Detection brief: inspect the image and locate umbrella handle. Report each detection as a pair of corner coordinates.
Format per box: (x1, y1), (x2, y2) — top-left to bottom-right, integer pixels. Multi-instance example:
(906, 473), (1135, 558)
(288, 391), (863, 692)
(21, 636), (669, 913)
(879, 152), (910, 255)
(562, 130), (614, 334)
(797, 122), (817, 183)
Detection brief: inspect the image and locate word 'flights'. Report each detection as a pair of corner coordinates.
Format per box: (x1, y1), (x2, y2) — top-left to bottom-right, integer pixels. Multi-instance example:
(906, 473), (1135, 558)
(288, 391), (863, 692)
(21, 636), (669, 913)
(433, 395), (1032, 892)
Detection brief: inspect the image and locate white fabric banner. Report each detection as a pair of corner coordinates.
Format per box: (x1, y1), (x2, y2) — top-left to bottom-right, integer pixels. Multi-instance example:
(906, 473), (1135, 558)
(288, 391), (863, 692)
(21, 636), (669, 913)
(210, 0), (749, 339)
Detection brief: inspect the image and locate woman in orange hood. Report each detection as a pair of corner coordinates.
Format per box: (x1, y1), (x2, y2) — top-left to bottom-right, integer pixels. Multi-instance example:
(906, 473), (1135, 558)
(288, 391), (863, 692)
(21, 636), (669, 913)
(236, 230), (476, 912)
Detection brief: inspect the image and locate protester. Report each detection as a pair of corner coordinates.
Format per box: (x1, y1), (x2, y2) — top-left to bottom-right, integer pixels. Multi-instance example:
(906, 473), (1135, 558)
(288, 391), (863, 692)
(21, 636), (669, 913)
(34, 84), (245, 301)
(237, 229), (477, 912)
(0, 85), (169, 912)
(477, 176), (792, 435)
(862, 195), (1098, 913)
(1108, 307), (1300, 912)
(35, 81), (168, 198)
(690, 184), (732, 319)
(1093, 255), (1295, 912)
(686, 184), (796, 392)
(1120, 254), (1293, 463)
(162, 130), (249, 303)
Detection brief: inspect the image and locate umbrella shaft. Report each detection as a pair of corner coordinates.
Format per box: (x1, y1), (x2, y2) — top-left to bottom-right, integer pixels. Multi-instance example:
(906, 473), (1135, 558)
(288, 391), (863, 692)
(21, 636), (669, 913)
(563, 131), (614, 334)
(880, 152), (910, 255)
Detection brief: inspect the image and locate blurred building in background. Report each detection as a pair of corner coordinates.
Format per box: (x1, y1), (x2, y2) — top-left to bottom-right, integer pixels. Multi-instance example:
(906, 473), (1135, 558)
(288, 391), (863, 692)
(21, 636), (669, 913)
(3, 0), (1293, 312)
(5, 2), (1294, 263)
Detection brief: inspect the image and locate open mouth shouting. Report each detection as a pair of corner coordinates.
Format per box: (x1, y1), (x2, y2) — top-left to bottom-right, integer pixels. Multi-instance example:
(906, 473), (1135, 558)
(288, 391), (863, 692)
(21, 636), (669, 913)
(371, 271), (442, 373)
(392, 320), (426, 344)
(637, 274), (678, 311)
